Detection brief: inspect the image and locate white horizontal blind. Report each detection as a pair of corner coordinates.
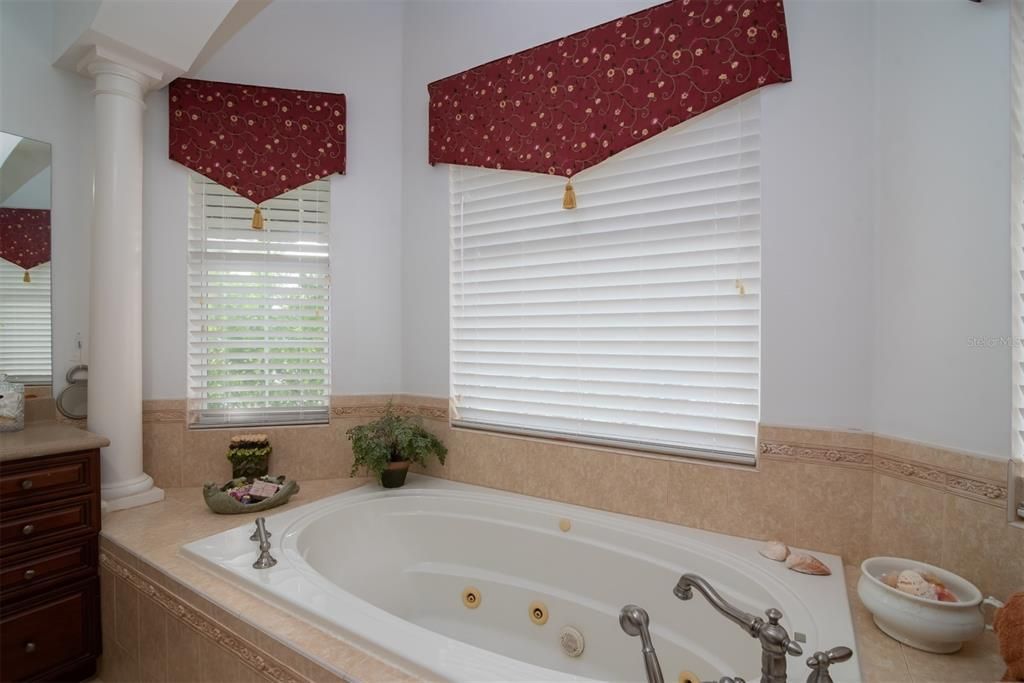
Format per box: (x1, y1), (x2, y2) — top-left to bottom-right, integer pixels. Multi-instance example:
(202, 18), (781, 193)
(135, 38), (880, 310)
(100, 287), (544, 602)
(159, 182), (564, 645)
(450, 94), (761, 461)
(0, 259), (51, 385)
(187, 174), (331, 428)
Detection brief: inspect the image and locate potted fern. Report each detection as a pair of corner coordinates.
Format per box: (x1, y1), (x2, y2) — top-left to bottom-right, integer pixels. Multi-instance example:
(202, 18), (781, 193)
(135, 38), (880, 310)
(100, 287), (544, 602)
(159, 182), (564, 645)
(347, 404), (447, 488)
(226, 434), (272, 479)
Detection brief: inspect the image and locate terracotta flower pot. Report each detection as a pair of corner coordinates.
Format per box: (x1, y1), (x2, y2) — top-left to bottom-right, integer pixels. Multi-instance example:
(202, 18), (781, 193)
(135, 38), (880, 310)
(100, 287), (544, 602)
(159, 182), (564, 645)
(381, 461), (410, 488)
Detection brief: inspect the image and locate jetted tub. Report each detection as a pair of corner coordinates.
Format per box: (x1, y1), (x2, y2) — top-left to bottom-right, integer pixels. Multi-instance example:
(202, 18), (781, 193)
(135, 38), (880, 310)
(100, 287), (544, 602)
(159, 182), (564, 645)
(183, 477), (861, 682)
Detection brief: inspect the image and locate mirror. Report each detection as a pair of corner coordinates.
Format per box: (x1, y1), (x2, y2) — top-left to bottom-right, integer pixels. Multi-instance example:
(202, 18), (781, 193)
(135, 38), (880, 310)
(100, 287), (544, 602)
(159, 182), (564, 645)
(0, 131), (52, 396)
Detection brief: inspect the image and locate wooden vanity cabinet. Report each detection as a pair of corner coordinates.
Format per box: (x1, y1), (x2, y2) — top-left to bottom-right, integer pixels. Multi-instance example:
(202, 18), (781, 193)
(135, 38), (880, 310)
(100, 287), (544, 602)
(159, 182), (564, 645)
(0, 449), (101, 682)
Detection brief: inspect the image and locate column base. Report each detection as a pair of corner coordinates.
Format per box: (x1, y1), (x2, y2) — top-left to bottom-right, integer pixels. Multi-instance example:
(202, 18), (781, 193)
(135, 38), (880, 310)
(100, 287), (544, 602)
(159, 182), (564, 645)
(102, 472), (164, 511)
(103, 485), (165, 512)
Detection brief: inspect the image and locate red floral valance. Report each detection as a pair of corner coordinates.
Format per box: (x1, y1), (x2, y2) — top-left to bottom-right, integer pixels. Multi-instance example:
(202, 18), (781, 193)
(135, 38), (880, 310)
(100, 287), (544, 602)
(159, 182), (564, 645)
(0, 208), (51, 281)
(428, 0), (790, 181)
(169, 78), (346, 206)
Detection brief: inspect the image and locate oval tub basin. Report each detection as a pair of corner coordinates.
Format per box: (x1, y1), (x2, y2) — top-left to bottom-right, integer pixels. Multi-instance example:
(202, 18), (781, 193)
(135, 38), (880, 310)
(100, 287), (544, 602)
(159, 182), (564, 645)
(182, 476), (861, 682)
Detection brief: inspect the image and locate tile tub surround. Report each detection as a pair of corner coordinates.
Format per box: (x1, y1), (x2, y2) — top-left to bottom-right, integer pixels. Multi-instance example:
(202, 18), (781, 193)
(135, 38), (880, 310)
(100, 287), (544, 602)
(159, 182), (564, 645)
(420, 412), (1021, 603)
(97, 479), (420, 683)
(98, 478), (1004, 683)
(142, 396), (1023, 601)
(141, 396), (444, 489)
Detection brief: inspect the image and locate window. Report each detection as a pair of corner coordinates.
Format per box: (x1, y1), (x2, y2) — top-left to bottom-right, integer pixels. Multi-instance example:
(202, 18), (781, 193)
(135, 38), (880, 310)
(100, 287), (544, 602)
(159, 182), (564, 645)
(187, 174), (331, 428)
(0, 259), (51, 385)
(450, 94), (761, 463)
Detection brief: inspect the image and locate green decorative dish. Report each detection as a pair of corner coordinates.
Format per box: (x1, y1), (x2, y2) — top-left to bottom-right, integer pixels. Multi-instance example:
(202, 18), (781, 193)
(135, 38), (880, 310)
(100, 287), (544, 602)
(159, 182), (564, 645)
(202, 475), (300, 515)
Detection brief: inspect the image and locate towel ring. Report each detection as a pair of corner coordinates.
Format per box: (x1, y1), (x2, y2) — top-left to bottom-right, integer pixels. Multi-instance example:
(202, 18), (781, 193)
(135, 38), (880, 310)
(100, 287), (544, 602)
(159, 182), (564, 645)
(56, 364), (88, 420)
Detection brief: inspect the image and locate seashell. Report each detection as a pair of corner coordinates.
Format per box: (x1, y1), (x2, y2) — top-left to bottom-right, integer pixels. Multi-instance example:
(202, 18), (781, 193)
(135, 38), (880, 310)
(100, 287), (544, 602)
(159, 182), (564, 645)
(920, 571), (947, 590)
(896, 570), (937, 600)
(785, 552), (832, 576)
(759, 541), (791, 562)
(880, 571), (900, 589)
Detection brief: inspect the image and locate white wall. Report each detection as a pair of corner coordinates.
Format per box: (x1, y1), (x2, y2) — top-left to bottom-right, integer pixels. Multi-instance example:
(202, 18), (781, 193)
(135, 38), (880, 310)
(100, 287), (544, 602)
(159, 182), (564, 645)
(873, 0), (1011, 459)
(121, 0), (1016, 459)
(0, 0), (94, 394)
(141, 0), (405, 399)
(400, 0), (879, 432)
(759, 0), (876, 431)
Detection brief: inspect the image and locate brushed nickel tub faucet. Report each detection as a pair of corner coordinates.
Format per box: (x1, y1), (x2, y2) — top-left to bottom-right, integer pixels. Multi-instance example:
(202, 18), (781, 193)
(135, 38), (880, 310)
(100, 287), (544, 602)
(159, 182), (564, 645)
(674, 573), (802, 683)
(619, 576), (853, 683)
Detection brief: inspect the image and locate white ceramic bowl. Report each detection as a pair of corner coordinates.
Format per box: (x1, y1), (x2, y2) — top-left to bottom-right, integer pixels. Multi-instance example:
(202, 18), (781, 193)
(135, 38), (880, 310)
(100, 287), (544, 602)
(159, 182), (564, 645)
(857, 557), (1002, 653)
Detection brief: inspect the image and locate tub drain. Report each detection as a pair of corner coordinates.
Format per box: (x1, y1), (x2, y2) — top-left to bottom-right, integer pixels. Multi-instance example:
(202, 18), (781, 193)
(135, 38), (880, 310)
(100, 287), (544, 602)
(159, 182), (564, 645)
(559, 626), (584, 657)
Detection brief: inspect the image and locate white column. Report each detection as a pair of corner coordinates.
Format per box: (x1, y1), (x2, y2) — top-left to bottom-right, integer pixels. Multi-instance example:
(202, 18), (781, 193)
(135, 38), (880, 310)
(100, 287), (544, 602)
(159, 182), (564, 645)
(84, 56), (164, 511)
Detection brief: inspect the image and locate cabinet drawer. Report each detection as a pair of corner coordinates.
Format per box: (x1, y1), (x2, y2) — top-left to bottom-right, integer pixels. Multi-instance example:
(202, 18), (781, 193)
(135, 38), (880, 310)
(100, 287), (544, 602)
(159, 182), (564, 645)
(0, 578), (98, 682)
(0, 536), (96, 597)
(0, 452), (96, 509)
(0, 496), (97, 554)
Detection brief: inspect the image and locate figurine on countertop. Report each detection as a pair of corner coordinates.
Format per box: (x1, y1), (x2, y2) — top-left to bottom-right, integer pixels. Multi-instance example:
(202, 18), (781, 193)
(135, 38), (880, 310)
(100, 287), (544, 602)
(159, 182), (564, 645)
(0, 374), (25, 433)
(202, 475), (299, 514)
(994, 592), (1024, 682)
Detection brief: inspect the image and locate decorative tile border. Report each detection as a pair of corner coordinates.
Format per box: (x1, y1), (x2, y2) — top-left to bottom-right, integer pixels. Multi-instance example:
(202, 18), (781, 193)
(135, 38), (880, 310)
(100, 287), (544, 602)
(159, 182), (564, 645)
(402, 403), (449, 420)
(330, 403), (444, 420)
(329, 395), (447, 420)
(760, 433), (1008, 508)
(874, 455), (948, 490)
(946, 475), (1008, 504)
(872, 454), (1007, 506)
(759, 441), (873, 469)
(142, 397), (449, 424)
(143, 408), (187, 423)
(99, 552), (309, 683)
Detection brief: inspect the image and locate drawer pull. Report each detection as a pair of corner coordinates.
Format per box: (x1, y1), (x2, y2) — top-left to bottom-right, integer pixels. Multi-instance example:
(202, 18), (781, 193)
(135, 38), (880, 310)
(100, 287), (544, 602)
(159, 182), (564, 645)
(24, 642), (36, 654)
(21, 524), (34, 536)
(21, 479), (33, 490)
(23, 568), (37, 580)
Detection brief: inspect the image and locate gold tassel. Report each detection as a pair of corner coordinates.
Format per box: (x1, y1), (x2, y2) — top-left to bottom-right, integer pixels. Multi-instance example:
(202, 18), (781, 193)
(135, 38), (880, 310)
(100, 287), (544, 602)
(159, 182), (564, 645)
(251, 206), (265, 230)
(23, 270), (30, 283)
(735, 278), (746, 296)
(562, 180), (577, 210)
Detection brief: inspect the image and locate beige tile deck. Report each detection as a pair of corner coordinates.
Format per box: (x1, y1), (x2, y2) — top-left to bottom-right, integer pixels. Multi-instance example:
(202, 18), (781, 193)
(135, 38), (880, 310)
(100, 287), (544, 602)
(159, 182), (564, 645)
(100, 478), (421, 683)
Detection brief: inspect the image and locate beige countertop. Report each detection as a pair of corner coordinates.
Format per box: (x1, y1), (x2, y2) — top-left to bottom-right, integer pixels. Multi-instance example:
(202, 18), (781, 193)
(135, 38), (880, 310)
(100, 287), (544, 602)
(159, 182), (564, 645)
(0, 421), (109, 461)
(100, 478), (1007, 683)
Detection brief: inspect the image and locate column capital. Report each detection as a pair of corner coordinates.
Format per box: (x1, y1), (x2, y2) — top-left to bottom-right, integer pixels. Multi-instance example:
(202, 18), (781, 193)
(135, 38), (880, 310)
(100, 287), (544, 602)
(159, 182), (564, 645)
(76, 45), (164, 97)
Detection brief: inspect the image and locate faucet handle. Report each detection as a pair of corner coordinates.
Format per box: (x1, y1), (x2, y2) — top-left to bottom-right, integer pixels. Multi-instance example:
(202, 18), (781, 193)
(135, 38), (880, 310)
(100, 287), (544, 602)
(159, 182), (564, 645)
(251, 518), (277, 569)
(249, 521), (271, 542)
(806, 647), (853, 683)
(808, 647), (852, 666)
(762, 608), (803, 657)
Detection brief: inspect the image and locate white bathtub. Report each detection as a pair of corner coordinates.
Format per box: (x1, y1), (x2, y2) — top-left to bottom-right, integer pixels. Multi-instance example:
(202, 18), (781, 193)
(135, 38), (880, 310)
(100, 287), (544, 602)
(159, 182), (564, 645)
(183, 477), (861, 682)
